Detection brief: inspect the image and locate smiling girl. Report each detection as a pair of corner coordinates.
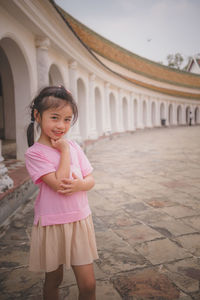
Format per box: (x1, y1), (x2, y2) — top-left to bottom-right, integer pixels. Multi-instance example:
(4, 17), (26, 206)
(25, 86), (98, 300)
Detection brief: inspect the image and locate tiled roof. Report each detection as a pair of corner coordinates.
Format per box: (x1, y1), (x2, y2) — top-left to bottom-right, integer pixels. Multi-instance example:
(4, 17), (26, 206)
(123, 76), (200, 100)
(53, 3), (200, 99)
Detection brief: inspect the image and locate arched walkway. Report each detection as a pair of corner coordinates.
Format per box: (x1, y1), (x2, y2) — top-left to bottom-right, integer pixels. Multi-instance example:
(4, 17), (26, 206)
(177, 105), (182, 125)
(143, 101), (147, 127)
(133, 99), (138, 128)
(95, 87), (103, 136)
(151, 102), (156, 126)
(110, 93), (117, 133)
(168, 104), (173, 125)
(122, 97), (128, 131)
(186, 106), (191, 125)
(0, 37), (30, 159)
(77, 78), (87, 140)
(49, 64), (64, 86)
(160, 103), (165, 125)
(194, 107), (200, 124)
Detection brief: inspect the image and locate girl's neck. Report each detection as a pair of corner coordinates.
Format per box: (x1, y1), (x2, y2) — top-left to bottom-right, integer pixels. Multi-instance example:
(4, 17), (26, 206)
(37, 136), (53, 148)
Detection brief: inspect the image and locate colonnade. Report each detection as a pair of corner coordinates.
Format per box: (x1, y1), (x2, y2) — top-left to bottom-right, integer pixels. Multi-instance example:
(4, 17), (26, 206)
(0, 35), (200, 193)
(34, 37), (200, 143)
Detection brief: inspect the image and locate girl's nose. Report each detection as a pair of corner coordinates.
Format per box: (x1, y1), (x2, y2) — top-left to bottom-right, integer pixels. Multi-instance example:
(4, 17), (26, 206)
(57, 120), (65, 129)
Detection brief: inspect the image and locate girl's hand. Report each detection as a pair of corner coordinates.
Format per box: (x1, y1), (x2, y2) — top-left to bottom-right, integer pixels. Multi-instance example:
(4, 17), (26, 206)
(51, 138), (69, 152)
(58, 173), (83, 195)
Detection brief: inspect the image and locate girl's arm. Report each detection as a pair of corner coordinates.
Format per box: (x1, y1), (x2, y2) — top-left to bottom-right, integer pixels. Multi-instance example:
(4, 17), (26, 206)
(41, 139), (70, 191)
(57, 173), (95, 196)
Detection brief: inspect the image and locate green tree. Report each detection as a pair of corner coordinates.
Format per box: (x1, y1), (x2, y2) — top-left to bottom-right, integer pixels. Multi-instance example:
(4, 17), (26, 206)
(166, 53), (184, 69)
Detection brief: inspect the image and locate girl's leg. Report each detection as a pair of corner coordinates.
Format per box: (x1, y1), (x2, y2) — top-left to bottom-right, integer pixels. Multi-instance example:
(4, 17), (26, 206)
(72, 263), (96, 300)
(43, 265), (63, 300)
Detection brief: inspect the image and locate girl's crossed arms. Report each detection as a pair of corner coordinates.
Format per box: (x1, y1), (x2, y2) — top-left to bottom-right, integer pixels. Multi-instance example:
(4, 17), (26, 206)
(40, 137), (94, 195)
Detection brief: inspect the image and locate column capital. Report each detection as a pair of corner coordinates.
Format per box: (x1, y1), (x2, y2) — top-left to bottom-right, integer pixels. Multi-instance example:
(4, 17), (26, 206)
(35, 37), (50, 50)
(117, 89), (123, 100)
(134, 93), (140, 99)
(89, 73), (96, 81)
(105, 82), (110, 89)
(69, 60), (77, 70)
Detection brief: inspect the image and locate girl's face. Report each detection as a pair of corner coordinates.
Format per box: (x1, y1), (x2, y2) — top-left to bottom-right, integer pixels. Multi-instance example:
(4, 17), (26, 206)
(35, 103), (73, 144)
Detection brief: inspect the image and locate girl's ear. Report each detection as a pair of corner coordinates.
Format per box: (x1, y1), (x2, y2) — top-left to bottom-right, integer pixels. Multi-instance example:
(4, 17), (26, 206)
(34, 109), (41, 123)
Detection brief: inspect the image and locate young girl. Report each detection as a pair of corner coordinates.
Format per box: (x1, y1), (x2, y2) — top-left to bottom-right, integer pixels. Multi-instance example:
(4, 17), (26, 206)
(25, 86), (98, 300)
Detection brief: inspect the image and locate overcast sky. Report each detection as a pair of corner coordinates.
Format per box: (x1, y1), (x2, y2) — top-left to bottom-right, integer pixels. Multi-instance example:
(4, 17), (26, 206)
(55, 0), (200, 66)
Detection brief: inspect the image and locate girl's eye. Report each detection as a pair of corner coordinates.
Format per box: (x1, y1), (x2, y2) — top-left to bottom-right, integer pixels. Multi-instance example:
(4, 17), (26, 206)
(65, 118), (71, 122)
(51, 116), (58, 120)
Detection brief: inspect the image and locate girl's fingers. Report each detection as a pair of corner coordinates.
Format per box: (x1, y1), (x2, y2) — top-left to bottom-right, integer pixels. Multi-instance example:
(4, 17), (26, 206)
(59, 183), (71, 189)
(58, 188), (71, 193)
(58, 189), (73, 195)
(61, 178), (73, 184)
(57, 189), (65, 194)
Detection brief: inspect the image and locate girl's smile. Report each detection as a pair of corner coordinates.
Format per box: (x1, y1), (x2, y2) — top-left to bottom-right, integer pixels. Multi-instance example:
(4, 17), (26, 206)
(35, 103), (73, 146)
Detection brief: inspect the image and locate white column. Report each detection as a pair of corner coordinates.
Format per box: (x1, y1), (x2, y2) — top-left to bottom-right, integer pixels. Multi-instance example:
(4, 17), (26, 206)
(196, 106), (200, 124)
(137, 94), (144, 128)
(155, 99), (161, 127)
(180, 104), (185, 125)
(88, 74), (98, 139)
(165, 102), (169, 126)
(0, 140), (13, 193)
(134, 94), (140, 129)
(117, 89), (124, 132)
(115, 89), (120, 132)
(190, 106), (195, 125)
(129, 93), (135, 131)
(173, 103), (178, 126)
(146, 97), (152, 128)
(35, 37), (50, 89)
(103, 82), (111, 134)
(68, 61), (81, 141)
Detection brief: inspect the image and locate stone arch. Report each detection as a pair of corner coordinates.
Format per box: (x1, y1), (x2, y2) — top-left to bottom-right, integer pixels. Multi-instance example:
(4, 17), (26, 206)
(194, 107), (200, 124)
(151, 102), (156, 126)
(160, 102), (165, 125)
(122, 97), (128, 131)
(168, 104), (173, 125)
(109, 92), (117, 133)
(77, 78), (87, 140)
(0, 36), (30, 159)
(177, 105), (182, 125)
(49, 64), (64, 86)
(133, 99), (138, 128)
(185, 106), (191, 125)
(95, 86), (103, 136)
(143, 100), (147, 127)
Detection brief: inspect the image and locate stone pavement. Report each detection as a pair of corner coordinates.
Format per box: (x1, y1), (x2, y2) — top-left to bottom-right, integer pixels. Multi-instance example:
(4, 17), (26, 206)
(1, 126), (200, 300)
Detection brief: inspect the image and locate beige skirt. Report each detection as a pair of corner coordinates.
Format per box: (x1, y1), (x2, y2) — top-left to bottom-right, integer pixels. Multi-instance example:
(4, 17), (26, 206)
(29, 215), (98, 273)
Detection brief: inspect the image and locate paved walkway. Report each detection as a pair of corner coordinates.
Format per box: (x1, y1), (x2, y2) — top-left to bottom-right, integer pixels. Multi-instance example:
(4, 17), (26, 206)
(1, 126), (200, 299)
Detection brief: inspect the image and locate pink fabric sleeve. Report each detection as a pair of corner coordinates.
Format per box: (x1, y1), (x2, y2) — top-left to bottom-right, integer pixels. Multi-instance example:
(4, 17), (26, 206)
(25, 149), (56, 184)
(72, 142), (93, 177)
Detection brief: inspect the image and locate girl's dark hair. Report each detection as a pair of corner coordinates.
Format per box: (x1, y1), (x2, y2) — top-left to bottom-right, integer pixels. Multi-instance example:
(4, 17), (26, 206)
(27, 85), (78, 147)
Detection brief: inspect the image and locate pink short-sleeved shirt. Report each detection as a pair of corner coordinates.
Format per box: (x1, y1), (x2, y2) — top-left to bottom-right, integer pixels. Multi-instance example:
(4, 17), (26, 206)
(25, 140), (93, 226)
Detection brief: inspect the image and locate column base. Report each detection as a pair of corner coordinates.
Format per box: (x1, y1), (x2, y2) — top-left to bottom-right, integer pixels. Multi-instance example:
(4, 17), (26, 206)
(87, 129), (98, 140)
(0, 163), (14, 193)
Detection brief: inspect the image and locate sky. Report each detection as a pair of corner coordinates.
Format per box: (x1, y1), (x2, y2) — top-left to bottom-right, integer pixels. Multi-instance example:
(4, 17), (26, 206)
(55, 0), (200, 66)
